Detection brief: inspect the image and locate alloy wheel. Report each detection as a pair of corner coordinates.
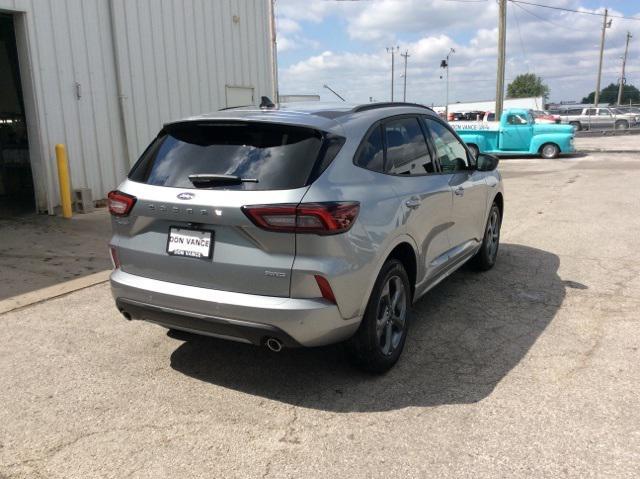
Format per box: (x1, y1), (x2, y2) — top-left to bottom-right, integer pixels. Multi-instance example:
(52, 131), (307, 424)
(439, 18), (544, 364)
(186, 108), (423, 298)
(375, 276), (407, 356)
(485, 208), (500, 260)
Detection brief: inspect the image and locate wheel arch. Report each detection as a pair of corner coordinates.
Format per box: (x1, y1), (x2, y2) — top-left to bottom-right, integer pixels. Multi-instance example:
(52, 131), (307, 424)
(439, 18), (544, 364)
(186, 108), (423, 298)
(531, 133), (571, 154)
(359, 237), (419, 316)
(386, 242), (417, 300)
(493, 192), (504, 218)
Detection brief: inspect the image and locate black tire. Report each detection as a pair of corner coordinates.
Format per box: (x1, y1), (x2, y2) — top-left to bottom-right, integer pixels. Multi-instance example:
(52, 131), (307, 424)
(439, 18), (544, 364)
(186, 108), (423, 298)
(468, 144), (480, 158)
(347, 259), (411, 374)
(471, 202), (501, 271)
(540, 143), (560, 159)
(569, 121), (582, 132)
(615, 120), (628, 130)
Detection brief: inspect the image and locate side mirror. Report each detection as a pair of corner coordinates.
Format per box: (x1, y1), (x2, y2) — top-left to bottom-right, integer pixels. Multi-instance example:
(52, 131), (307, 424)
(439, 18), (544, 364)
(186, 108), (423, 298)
(476, 153), (499, 171)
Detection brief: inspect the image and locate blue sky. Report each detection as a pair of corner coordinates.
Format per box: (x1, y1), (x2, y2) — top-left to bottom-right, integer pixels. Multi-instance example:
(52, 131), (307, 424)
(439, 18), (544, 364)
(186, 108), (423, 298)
(275, 0), (640, 105)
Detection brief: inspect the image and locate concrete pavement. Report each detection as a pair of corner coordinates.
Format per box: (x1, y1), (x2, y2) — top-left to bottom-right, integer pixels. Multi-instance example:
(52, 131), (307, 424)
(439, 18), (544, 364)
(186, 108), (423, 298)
(574, 133), (640, 152)
(0, 209), (111, 301)
(1, 145), (639, 478)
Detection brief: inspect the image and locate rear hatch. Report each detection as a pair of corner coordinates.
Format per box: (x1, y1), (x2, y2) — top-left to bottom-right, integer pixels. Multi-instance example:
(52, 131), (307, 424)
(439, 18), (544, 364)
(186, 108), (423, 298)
(112, 120), (341, 297)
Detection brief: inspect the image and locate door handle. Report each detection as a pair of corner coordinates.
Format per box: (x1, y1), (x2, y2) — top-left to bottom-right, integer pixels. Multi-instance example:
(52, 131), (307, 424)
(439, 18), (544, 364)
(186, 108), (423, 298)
(454, 187), (465, 196)
(405, 198), (421, 209)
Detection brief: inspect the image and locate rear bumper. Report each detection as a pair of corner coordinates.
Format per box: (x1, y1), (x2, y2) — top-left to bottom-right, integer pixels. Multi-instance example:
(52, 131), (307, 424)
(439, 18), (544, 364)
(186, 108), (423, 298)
(110, 269), (360, 347)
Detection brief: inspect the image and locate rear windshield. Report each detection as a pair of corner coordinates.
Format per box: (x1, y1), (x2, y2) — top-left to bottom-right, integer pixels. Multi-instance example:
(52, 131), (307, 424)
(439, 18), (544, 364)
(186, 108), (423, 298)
(128, 122), (330, 190)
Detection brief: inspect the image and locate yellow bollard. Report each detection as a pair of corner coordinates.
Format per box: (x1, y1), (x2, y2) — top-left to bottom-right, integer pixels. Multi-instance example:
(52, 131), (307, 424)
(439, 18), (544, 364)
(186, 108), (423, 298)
(55, 144), (73, 219)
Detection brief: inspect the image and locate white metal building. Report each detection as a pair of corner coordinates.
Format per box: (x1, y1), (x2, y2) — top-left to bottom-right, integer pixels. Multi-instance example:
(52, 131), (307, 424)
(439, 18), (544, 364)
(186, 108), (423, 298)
(432, 96), (546, 115)
(0, 0), (276, 215)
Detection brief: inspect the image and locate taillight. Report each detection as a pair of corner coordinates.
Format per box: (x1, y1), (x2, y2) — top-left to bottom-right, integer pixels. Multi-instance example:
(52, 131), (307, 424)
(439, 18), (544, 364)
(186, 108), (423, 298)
(107, 190), (136, 216)
(242, 202), (359, 235)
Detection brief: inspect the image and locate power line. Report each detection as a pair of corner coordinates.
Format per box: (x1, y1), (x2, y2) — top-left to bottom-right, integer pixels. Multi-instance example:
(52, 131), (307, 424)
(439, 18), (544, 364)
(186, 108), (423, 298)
(509, 0), (640, 21)
(512, 2), (584, 32)
(412, 69), (640, 87)
(511, 2), (528, 69)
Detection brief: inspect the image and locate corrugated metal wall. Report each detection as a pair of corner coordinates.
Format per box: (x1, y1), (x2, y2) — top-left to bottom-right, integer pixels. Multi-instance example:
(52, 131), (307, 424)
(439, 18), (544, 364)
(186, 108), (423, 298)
(110, 0), (274, 164)
(0, 0), (274, 212)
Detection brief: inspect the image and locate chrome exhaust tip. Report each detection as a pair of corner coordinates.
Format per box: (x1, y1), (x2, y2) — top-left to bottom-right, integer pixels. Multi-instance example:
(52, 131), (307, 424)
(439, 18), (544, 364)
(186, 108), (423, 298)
(265, 337), (283, 352)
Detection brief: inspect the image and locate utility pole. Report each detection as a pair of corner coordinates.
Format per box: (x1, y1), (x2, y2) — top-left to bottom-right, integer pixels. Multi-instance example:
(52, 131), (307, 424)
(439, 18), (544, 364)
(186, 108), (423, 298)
(386, 46), (399, 101)
(440, 48), (455, 119)
(617, 32), (632, 106)
(495, 0), (507, 120)
(269, 0), (279, 102)
(594, 9), (611, 107)
(401, 50), (410, 102)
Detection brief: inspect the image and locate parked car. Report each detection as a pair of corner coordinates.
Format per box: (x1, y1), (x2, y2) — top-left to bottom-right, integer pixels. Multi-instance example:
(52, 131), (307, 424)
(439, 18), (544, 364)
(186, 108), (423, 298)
(617, 106), (640, 115)
(449, 111), (486, 121)
(462, 110), (486, 121)
(473, 111), (496, 122)
(108, 101), (504, 373)
(611, 107), (640, 124)
(451, 108), (575, 159)
(532, 110), (560, 124)
(447, 111), (466, 121)
(556, 107), (638, 131)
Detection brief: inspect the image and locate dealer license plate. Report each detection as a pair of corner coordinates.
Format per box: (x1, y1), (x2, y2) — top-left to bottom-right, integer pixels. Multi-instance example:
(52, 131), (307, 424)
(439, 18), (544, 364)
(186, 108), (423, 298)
(166, 227), (213, 259)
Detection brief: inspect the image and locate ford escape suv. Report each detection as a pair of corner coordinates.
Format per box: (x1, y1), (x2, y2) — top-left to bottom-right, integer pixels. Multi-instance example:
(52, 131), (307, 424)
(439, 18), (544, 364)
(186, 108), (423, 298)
(109, 101), (504, 372)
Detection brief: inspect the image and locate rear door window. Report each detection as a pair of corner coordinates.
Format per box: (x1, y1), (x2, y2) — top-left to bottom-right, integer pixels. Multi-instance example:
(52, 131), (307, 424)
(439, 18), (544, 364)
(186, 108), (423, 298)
(129, 122), (330, 190)
(383, 117), (434, 175)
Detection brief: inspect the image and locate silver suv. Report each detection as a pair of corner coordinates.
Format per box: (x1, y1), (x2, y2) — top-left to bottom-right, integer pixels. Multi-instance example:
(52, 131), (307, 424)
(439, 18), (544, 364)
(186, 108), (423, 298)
(555, 107), (638, 131)
(108, 101), (504, 372)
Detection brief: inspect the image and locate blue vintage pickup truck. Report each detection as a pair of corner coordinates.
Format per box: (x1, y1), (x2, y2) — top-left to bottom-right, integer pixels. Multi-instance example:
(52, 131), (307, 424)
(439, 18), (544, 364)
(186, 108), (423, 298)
(450, 108), (575, 159)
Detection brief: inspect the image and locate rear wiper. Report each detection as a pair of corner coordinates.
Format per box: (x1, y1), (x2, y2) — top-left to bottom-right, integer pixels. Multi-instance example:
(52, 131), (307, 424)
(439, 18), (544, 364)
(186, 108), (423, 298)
(188, 174), (258, 187)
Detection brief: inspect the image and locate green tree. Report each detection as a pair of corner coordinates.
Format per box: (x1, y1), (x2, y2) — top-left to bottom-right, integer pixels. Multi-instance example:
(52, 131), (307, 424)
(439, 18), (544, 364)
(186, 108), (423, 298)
(581, 83), (640, 104)
(506, 73), (550, 99)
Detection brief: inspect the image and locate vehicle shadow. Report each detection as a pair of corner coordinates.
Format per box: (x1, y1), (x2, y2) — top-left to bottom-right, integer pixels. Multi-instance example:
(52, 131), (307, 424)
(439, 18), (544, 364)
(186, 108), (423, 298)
(170, 243), (569, 412)
(498, 152), (587, 160)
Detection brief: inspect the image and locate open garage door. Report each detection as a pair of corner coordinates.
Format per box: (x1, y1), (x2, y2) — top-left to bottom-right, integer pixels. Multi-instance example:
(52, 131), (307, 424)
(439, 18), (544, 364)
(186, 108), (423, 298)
(0, 14), (33, 217)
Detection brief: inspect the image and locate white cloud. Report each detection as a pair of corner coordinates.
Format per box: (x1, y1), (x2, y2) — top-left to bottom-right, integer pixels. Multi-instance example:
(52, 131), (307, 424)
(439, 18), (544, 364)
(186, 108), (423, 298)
(276, 0), (337, 23)
(277, 34), (320, 53)
(278, 35), (296, 53)
(346, 0), (497, 42)
(277, 1), (640, 104)
(277, 17), (301, 34)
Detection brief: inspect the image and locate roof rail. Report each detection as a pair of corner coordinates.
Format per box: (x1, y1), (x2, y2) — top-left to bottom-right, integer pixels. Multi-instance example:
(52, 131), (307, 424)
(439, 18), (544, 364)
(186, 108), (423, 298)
(352, 102), (434, 113)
